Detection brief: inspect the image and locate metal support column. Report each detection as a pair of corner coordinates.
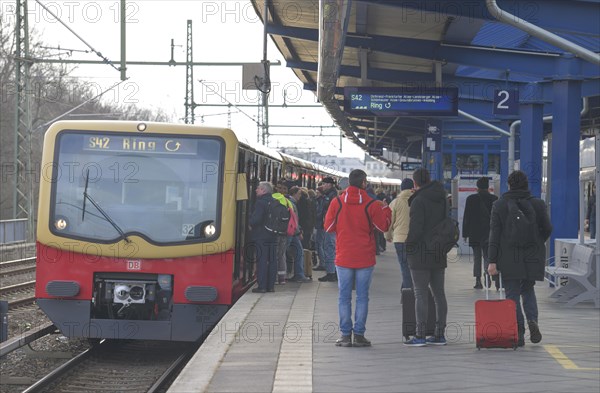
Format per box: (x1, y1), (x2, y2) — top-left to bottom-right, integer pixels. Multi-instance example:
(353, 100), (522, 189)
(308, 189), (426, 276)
(550, 79), (582, 258)
(14, 0), (33, 241)
(519, 103), (544, 198)
(184, 20), (195, 124)
(499, 131), (509, 194)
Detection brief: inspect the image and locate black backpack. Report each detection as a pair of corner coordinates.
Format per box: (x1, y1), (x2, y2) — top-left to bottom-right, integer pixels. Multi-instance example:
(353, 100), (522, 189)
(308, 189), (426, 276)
(505, 198), (537, 248)
(425, 202), (460, 254)
(264, 199), (291, 236)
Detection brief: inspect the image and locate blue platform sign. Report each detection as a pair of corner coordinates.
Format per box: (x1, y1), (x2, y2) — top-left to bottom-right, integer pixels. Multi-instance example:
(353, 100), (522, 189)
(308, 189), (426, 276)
(424, 124), (442, 153)
(344, 87), (458, 117)
(493, 89), (519, 115)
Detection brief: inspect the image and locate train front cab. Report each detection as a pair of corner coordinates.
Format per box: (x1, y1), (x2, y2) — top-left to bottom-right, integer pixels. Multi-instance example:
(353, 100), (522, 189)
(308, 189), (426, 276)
(35, 121), (251, 342)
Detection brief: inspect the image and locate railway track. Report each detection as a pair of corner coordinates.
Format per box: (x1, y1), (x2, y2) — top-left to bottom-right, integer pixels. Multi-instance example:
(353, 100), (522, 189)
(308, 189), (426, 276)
(23, 340), (199, 393)
(0, 257), (36, 277)
(0, 281), (36, 309)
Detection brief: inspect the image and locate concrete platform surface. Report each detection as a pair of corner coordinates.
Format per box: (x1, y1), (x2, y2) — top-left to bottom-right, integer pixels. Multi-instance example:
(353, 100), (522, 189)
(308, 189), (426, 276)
(169, 249), (600, 393)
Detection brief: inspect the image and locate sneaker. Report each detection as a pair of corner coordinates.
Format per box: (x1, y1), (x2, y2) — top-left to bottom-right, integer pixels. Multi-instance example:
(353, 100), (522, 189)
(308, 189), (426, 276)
(426, 336), (447, 346)
(403, 337), (426, 347)
(528, 321), (542, 344)
(353, 335), (371, 347)
(335, 335), (352, 347)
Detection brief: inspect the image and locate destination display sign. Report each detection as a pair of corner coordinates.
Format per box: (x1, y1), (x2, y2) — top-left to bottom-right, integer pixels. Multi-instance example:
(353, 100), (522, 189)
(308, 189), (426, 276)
(83, 135), (198, 155)
(344, 87), (458, 117)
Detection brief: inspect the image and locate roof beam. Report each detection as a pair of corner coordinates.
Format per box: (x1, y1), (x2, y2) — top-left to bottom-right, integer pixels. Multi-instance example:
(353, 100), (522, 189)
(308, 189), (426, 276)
(266, 24), (584, 77)
(354, 0), (600, 37)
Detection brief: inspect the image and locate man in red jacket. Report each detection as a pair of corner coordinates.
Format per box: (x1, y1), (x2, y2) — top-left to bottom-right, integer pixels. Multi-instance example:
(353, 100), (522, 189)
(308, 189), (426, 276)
(324, 169), (391, 347)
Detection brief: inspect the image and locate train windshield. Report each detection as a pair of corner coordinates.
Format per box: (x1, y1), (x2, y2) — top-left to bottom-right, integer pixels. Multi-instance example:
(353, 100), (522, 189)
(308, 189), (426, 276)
(50, 131), (224, 244)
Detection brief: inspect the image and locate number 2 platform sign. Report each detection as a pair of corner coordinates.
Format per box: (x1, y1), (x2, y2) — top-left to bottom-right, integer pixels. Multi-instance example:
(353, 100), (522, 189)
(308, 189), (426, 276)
(493, 89), (519, 116)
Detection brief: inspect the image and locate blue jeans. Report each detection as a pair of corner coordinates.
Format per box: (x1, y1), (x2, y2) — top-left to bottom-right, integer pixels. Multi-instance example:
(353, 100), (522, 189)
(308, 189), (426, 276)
(503, 279), (538, 328)
(336, 266), (374, 336)
(394, 242), (412, 289)
(286, 235), (306, 278)
(315, 228), (325, 267)
(322, 232), (337, 274)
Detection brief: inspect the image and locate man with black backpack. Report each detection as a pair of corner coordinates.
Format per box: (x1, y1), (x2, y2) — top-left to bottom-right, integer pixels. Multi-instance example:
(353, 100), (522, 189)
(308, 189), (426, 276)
(404, 168), (450, 346)
(462, 177), (498, 289)
(488, 170), (552, 347)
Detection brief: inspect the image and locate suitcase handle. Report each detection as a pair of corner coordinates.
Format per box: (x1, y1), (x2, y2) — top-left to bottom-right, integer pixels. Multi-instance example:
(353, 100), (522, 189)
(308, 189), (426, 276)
(484, 259), (505, 300)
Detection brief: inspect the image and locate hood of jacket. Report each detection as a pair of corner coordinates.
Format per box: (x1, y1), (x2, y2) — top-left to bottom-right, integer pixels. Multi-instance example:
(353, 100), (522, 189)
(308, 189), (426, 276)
(272, 192), (291, 207)
(398, 189), (413, 201)
(341, 186), (369, 205)
(409, 181), (447, 207)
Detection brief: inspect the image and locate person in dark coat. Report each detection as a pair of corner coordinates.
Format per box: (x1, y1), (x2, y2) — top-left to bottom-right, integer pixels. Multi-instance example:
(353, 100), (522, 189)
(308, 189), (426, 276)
(404, 168), (449, 346)
(249, 181), (278, 293)
(297, 188), (316, 249)
(462, 177), (498, 289)
(488, 170), (552, 346)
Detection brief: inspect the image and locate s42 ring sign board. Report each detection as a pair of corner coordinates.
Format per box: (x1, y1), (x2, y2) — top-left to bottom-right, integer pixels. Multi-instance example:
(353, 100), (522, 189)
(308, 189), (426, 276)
(344, 87), (458, 117)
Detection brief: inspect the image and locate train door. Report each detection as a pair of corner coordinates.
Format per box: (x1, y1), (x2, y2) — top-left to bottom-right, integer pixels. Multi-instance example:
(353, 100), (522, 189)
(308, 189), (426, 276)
(234, 150), (260, 285)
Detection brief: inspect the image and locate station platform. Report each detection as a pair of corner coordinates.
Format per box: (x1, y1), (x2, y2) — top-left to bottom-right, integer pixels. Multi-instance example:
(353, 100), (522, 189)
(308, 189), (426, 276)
(169, 249), (600, 393)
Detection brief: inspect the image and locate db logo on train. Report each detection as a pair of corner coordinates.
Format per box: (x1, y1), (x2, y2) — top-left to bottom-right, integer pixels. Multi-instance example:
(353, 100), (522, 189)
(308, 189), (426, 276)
(127, 260), (142, 270)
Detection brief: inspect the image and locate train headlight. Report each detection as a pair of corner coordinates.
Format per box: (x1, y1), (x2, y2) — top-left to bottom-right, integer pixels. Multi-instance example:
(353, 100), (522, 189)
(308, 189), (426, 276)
(54, 218), (68, 230)
(203, 222), (216, 237)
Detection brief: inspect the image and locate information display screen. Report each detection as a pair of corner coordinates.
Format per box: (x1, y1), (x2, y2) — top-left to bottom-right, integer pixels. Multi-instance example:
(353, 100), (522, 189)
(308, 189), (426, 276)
(344, 87), (458, 117)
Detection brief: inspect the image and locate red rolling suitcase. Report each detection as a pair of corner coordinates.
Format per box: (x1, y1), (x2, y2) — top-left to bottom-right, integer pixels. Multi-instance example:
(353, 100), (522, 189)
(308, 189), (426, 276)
(475, 272), (518, 350)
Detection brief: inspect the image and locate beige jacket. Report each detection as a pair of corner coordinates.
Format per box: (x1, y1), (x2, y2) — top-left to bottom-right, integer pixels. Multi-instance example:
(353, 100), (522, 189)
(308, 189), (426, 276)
(385, 189), (413, 243)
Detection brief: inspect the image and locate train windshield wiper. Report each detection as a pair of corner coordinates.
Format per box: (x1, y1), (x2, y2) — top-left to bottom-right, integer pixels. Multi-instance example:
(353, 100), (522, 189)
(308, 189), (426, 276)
(81, 169), (131, 243)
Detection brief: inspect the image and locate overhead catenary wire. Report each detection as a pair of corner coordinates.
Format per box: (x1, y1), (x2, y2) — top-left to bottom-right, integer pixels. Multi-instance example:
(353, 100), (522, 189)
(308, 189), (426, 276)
(33, 78), (130, 132)
(198, 79), (260, 126)
(34, 0), (120, 73)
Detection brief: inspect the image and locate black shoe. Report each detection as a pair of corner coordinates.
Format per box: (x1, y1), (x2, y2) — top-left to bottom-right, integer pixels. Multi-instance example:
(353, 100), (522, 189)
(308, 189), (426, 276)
(318, 273), (336, 282)
(353, 335), (371, 347)
(267, 288), (275, 292)
(313, 266), (326, 271)
(335, 335), (352, 347)
(318, 273), (337, 282)
(474, 279), (483, 289)
(289, 275), (312, 283)
(252, 288), (266, 293)
(528, 321), (542, 344)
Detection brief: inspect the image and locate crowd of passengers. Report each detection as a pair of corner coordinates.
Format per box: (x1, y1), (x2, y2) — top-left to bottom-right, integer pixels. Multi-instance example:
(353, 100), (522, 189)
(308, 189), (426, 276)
(249, 169), (552, 349)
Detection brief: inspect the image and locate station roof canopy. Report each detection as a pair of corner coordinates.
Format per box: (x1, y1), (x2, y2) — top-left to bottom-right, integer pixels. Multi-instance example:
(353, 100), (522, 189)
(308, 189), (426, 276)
(250, 0), (600, 160)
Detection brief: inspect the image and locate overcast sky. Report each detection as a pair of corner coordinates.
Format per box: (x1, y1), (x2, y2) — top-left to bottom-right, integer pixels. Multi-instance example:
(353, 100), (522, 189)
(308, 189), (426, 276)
(9, 0), (365, 158)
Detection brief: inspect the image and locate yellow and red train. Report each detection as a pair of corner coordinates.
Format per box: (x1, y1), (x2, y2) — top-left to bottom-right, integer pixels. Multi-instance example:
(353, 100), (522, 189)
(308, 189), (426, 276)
(35, 120), (400, 341)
